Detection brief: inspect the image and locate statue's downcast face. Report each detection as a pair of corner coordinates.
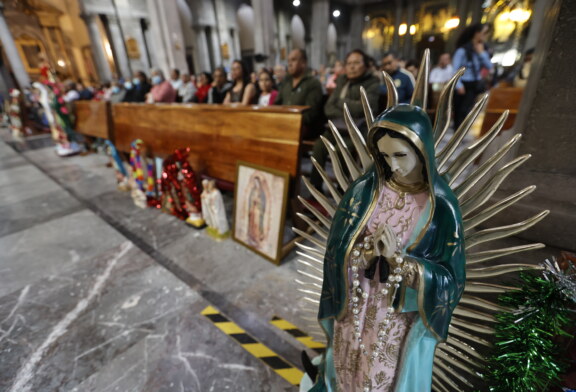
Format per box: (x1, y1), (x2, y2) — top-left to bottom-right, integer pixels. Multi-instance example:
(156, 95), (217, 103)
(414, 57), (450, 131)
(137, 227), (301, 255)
(377, 133), (423, 185)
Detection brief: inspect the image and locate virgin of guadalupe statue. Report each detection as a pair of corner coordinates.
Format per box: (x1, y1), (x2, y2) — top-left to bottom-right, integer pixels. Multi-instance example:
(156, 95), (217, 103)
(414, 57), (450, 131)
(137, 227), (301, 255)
(295, 50), (548, 392)
(247, 176), (267, 247)
(32, 81), (83, 156)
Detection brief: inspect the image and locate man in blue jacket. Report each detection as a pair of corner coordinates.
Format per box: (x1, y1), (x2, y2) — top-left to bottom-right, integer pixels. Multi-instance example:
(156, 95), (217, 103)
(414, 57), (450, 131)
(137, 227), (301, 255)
(380, 51), (415, 104)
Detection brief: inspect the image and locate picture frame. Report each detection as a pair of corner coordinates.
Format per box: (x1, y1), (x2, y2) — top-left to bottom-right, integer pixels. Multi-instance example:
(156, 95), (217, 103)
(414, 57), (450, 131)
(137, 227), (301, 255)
(232, 161), (290, 265)
(15, 37), (46, 74)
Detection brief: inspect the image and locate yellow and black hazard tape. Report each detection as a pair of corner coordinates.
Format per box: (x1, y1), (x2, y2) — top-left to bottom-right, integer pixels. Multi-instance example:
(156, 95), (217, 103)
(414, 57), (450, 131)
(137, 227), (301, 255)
(201, 306), (303, 386)
(270, 316), (326, 354)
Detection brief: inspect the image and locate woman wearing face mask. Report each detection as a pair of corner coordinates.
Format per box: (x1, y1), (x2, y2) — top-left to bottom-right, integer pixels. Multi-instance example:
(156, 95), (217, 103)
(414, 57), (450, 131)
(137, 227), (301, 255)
(146, 69), (176, 103)
(255, 69), (278, 106)
(308, 104), (465, 392)
(123, 71), (150, 103)
(109, 81), (125, 103)
(223, 60), (256, 105)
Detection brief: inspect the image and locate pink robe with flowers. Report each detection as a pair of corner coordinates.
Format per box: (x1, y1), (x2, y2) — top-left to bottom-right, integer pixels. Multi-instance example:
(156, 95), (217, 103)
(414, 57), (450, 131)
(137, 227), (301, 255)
(333, 183), (428, 392)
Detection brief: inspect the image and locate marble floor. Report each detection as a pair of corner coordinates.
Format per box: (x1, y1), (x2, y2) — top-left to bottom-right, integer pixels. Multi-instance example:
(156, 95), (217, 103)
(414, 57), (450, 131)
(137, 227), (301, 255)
(0, 135), (308, 392)
(0, 131), (560, 392)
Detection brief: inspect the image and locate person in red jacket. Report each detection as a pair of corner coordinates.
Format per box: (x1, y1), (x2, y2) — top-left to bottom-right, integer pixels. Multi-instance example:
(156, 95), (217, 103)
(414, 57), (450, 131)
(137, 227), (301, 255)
(193, 72), (212, 103)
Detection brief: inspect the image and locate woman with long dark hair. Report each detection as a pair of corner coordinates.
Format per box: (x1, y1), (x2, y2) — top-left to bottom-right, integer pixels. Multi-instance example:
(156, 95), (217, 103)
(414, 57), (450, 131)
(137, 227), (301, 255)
(452, 23), (493, 129)
(223, 60), (256, 105)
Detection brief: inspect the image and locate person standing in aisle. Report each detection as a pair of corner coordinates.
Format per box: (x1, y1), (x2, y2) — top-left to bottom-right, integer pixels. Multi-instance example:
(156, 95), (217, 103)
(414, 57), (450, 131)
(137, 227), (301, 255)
(452, 23), (493, 129)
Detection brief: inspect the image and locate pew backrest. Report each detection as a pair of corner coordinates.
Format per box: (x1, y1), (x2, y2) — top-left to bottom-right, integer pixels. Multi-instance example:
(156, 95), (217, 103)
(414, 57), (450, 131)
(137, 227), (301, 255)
(112, 103), (306, 183)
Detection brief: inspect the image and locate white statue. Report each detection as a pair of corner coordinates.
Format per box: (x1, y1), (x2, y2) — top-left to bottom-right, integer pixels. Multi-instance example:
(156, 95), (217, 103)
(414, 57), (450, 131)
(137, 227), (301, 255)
(201, 179), (229, 239)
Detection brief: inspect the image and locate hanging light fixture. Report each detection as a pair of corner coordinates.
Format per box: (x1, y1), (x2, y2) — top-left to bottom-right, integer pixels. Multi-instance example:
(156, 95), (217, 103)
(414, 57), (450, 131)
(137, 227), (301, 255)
(444, 17), (460, 30)
(398, 23), (407, 36)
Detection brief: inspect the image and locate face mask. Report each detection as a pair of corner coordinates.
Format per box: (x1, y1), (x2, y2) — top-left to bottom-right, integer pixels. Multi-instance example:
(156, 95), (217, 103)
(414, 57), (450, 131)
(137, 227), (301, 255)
(151, 75), (162, 85)
(133, 78), (140, 85)
(124, 81), (133, 90)
(112, 86), (120, 94)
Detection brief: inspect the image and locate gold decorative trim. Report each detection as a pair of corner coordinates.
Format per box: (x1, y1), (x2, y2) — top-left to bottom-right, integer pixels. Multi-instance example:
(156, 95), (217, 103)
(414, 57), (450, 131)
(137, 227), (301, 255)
(387, 177), (428, 194)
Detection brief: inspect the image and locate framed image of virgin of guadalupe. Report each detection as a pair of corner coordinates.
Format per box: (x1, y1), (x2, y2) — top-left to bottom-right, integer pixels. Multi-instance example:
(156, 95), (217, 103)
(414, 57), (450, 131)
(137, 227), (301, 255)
(233, 161), (289, 265)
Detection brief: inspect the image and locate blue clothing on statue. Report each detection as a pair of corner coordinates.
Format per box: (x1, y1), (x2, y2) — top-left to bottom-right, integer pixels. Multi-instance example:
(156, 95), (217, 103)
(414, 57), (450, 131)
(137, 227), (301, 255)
(379, 68), (415, 104)
(453, 45), (493, 90)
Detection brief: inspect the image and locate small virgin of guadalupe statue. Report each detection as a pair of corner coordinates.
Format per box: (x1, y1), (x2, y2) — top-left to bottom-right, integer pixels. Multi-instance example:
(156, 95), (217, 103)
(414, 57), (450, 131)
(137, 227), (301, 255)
(297, 50), (548, 392)
(201, 179), (229, 239)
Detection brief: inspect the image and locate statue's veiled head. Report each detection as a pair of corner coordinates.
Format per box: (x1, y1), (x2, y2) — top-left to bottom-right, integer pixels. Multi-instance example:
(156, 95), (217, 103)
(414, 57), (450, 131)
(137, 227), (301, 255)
(368, 104), (435, 187)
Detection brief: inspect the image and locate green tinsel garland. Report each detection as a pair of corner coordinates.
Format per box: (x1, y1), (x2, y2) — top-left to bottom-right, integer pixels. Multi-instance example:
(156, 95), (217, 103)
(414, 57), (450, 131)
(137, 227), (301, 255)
(482, 271), (575, 392)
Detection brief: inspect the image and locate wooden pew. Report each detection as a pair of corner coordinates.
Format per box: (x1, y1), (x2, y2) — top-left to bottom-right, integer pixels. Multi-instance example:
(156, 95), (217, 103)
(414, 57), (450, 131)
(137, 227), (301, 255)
(112, 103), (307, 184)
(74, 101), (112, 140)
(480, 87), (523, 135)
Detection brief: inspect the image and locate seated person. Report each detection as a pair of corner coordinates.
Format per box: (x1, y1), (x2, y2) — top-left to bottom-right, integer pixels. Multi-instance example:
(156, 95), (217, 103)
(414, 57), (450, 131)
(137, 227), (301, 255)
(146, 69), (176, 103)
(208, 67), (232, 104)
(380, 50), (415, 104)
(178, 73), (196, 103)
(193, 72), (212, 103)
(275, 48), (324, 138)
(255, 68), (278, 106)
(223, 60), (256, 105)
(123, 71), (150, 103)
(311, 49), (380, 190)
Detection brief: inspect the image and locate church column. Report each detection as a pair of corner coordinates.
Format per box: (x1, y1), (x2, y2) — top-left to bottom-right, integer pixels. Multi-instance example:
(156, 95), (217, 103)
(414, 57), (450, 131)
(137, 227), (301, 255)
(310, 0), (329, 69)
(107, 15), (131, 79)
(403, 0), (416, 60)
(157, 0), (187, 72)
(213, 0), (232, 68)
(349, 5), (365, 53)
(146, 0), (186, 75)
(0, 2), (30, 87)
(193, 25), (212, 72)
(252, 0), (276, 67)
(208, 25), (222, 68)
(80, 12), (112, 82)
(391, 0), (403, 53)
(486, 0), (575, 251)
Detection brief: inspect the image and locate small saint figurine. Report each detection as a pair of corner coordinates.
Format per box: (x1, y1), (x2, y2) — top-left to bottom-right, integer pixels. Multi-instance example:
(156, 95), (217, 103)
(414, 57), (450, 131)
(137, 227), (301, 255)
(104, 140), (129, 191)
(8, 89), (23, 142)
(201, 179), (229, 239)
(129, 139), (158, 208)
